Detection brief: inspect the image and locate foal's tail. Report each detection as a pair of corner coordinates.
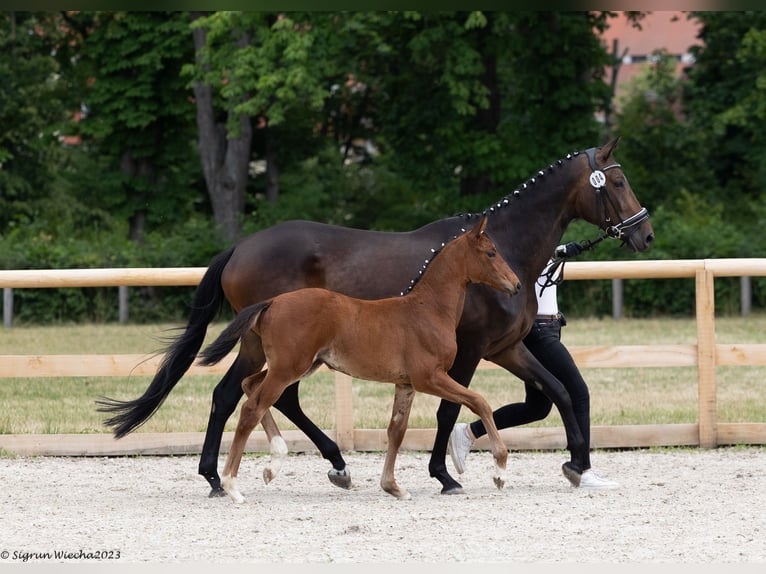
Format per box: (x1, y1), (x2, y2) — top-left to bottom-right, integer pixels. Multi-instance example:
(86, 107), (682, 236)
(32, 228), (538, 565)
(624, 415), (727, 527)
(197, 301), (271, 367)
(96, 246), (236, 438)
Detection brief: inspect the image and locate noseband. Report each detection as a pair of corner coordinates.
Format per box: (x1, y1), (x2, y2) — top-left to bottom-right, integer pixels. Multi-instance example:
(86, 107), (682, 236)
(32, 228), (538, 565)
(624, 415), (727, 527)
(585, 147), (649, 241)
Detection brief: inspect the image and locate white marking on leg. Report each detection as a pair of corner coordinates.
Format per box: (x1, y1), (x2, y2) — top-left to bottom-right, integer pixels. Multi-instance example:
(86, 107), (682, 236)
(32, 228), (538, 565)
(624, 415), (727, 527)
(263, 435), (288, 484)
(493, 461), (508, 491)
(222, 474), (245, 504)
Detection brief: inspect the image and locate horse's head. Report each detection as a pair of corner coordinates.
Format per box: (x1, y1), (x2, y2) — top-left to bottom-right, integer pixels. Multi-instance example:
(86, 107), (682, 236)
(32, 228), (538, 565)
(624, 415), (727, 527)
(466, 215), (522, 297)
(574, 137), (655, 253)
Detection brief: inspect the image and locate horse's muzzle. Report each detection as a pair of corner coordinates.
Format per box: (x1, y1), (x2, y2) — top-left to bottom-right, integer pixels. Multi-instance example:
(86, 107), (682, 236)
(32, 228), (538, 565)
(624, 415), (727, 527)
(505, 282), (522, 297)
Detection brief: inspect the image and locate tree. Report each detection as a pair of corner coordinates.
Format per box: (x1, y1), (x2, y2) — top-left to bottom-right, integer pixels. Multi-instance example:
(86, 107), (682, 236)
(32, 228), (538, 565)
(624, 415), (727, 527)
(684, 11), (766, 220)
(0, 12), (71, 233)
(65, 11), (201, 244)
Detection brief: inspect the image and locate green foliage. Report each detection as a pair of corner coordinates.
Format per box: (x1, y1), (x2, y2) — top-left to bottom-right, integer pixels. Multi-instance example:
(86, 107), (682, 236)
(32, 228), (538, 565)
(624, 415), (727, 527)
(5, 11), (766, 323)
(0, 12), (72, 231)
(67, 11), (203, 238)
(684, 11), (766, 219)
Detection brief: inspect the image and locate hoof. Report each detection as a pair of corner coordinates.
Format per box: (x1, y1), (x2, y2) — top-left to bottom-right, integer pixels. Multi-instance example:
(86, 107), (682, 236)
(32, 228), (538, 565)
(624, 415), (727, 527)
(493, 475), (506, 490)
(222, 475), (245, 504)
(382, 484), (412, 500)
(440, 484), (465, 495)
(208, 486), (227, 498)
(328, 467), (352, 490)
(562, 462), (582, 487)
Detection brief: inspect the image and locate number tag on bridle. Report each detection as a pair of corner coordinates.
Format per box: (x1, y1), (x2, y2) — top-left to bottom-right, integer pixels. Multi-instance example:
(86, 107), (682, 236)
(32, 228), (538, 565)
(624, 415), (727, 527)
(589, 170), (606, 188)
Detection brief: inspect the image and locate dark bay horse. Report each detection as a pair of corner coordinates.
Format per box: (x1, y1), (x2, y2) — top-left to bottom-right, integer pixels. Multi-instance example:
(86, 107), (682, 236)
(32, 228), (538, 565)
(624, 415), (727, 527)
(197, 216), (521, 502)
(98, 137), (654, 496)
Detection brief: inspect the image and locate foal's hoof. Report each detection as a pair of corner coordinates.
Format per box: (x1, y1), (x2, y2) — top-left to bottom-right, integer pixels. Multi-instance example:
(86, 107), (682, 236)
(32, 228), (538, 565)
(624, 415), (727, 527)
(208, 486), (227, 498)
(562, 462), (582, 487)
(493, 475), (506, 491)
(328, 467), (352, 489)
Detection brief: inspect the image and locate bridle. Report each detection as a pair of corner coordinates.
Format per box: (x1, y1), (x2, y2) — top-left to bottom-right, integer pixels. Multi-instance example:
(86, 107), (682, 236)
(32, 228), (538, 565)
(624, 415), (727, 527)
(537, 146), (651, 293)
(584, 146), (650, 243)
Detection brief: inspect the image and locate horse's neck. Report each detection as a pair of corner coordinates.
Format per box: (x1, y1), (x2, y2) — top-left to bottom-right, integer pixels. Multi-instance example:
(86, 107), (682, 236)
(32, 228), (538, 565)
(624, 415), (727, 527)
(484, 173), (577, 283)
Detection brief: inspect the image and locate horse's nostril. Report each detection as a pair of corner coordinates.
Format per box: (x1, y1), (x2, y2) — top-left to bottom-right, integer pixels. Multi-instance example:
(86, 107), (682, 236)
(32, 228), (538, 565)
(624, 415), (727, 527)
(647, 233), (655, 244)
(516, 282), (522, 291)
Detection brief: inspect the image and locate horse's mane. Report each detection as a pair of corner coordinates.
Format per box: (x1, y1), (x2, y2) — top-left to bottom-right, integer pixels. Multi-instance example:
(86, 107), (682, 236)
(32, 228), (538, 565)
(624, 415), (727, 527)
(400, 149), (584, 296)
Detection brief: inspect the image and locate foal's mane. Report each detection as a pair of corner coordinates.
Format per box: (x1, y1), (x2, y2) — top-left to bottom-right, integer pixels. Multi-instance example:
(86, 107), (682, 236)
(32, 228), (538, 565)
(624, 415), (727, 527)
(400, 149), (584, 296)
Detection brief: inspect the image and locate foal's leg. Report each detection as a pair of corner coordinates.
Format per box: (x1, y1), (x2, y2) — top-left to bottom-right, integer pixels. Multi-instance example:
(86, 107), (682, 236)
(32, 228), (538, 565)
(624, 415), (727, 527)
(222, 371), (299, 503)
(380, 384), (416, 499)
(221, 392), (265, 504)
(240, 371), (289, 485)
(417, 371), (508, 490)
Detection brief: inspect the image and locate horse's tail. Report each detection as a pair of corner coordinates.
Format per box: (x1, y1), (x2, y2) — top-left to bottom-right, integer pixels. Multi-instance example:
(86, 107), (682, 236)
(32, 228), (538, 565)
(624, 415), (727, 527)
(96, 246), (236, 438)
(197, 301), (271, 366)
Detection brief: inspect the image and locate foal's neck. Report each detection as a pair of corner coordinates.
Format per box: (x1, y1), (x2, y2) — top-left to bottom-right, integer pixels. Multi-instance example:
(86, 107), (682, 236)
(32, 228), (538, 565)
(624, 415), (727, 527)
(406, 241), (472, 324)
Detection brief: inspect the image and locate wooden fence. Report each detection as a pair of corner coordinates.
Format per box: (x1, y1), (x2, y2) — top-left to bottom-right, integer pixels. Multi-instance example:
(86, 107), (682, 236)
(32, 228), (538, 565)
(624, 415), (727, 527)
(1, 259), (765, 457)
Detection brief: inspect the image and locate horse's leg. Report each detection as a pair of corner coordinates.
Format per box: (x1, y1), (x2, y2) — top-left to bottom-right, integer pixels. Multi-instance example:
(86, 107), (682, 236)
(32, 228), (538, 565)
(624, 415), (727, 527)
(199, 333), (266, 498)
(429, 347), (483, 494)
(416, 372), (508, 491)
(490, 343), (587, 482)
(198, 358), (250, 497)
(379, 384), (416, 499)
(239, 371), (289, 485)
(272, 381), (351, 489)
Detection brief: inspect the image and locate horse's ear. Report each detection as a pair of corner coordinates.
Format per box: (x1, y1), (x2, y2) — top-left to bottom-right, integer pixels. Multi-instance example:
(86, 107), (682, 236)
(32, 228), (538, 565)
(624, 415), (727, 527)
(473, 214), (488, 237)
(598, 136), (621, 161)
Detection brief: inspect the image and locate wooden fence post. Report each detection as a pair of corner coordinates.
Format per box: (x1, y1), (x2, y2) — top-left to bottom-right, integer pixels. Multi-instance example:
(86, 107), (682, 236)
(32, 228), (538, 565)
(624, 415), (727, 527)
(334, 372), (355, 451)
(696, 268), (717, 448)
(741, 276), (751, 316)
(118, 286), (129, 324)
(3, 287), (12, 328)
(612, 278), (623, 320)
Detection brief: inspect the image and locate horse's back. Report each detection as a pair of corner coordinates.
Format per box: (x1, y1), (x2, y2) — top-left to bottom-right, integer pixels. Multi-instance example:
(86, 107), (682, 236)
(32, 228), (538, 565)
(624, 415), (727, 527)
(221, 219), (450, 310)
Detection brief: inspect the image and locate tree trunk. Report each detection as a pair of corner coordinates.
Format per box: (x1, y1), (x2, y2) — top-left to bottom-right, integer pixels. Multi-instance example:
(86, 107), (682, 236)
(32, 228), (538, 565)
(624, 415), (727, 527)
(120, 150), (152, 244)
(190, 12), (253, 243)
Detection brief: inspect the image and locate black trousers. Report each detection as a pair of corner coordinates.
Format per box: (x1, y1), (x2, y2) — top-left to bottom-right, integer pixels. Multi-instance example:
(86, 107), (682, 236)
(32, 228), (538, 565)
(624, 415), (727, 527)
(469, 317), (592, 470)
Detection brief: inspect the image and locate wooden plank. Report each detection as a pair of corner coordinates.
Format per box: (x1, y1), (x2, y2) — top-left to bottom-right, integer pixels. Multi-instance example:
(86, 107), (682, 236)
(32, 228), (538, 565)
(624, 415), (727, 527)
(715, 344), (766, 366)
(0, 259), (764, 288)
(562, 259), (703, 280)
(2, 423), (762, 457)
(696, 269), (718, 448)
(568, 345), (697, 368)
(0, 267), (207, 288)
(0, 353), (236, 378)
(0, 430), (321, 457)
(704, 258), (766, 277)
(717, 423), (766, 445)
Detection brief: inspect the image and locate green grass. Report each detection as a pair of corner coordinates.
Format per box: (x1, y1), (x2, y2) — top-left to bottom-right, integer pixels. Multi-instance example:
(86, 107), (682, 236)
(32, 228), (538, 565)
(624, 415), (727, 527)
(1, 314), (765, 434)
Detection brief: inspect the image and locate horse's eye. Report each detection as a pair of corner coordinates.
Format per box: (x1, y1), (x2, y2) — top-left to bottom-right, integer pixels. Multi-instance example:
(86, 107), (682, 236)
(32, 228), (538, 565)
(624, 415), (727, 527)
(487, 251), (496, 258)
(614, 178), (625, 189)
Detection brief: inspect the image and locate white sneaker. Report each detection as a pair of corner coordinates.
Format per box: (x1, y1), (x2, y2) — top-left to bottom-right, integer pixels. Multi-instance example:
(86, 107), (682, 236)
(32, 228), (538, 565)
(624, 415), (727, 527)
(447, 423), (474, 475)
(578, 469), (619, 490)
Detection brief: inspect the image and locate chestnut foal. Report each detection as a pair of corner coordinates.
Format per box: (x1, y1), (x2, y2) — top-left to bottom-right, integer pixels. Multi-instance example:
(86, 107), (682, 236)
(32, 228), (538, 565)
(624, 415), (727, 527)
(199, 215), (521, 503)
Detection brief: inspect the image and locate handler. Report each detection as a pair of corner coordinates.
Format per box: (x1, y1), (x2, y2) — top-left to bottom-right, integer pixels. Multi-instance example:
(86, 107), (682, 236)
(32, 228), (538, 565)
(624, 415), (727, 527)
(447, 241), (619, 489)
